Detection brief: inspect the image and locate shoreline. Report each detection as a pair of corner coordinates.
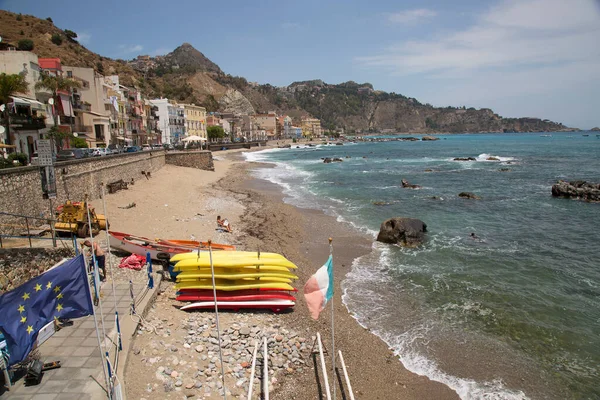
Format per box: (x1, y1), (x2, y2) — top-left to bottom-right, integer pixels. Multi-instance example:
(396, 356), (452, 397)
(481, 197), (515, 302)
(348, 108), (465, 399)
(217, 150), (459, 399)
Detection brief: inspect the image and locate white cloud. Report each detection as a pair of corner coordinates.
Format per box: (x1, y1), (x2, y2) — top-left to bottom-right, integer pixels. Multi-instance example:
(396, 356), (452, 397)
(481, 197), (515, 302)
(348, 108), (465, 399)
(151, 47), (170, 56)
(360, 0), (600, 74)
(77, 32), (91, 45)
(387, 9), (437, 24)
(281, 22), (300, 29)
(358, 0), (600, 127)
(118, 44), (143, 54)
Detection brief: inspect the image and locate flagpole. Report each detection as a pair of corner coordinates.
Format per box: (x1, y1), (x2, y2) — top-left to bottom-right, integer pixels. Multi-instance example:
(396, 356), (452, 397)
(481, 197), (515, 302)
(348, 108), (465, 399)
(100, 184), (118, 310)
(208, 240), (227, 399)
(329, 237), (336, 400)
(83, 254), (112, 398)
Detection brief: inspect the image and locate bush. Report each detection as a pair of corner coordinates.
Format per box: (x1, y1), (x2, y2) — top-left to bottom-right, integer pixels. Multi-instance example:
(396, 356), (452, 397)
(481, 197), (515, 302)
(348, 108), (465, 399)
(0, 158), (13, 169)
(46, 17), (53, 23)
(16, 14), (23, 21)
(17, 39), (34, 51)
(64, 29), (77, 41)
(20, 30), (24, 35)
(51, 34), (62, 45)
(8, 152), (28, 166)
(70, 137), (88, 148)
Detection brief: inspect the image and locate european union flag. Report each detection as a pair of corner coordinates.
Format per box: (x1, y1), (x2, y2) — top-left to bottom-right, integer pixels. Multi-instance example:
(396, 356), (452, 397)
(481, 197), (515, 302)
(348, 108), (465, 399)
(0, 254), (93, 366)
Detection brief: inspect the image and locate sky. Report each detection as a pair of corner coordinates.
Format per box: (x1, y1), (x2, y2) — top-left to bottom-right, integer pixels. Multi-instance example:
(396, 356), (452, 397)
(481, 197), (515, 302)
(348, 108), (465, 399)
(2, 0), (600, 128)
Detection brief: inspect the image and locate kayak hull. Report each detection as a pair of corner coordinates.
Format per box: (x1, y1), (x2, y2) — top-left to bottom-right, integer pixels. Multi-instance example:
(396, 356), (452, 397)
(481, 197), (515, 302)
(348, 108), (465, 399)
(180, 299), (295, 313)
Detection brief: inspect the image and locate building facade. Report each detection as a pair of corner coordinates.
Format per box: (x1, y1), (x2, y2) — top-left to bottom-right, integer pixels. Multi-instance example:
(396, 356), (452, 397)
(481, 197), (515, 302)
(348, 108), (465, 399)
(149, 98), (171, 144)
(62, 66), (111, 147)
(183, 103), (207, 139)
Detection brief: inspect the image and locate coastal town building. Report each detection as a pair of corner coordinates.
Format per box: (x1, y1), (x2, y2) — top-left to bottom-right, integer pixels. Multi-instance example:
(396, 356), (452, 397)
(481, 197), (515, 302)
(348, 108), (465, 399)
(183, 103), (207, 139)
(149, 98), (171, 144)
(301, 116), (322, 137)
(62, 66), (111, 147)
(168, 102), (185, 143)
(0, 50), (49, 158)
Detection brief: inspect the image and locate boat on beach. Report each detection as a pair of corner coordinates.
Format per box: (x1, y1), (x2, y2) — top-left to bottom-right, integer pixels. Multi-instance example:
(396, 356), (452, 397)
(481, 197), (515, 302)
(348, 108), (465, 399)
(108, 231), (235, 259)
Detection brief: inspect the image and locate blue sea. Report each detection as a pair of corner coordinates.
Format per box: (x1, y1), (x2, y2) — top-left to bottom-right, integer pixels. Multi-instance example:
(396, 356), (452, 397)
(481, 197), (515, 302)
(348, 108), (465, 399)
(244, 133), (600, 399)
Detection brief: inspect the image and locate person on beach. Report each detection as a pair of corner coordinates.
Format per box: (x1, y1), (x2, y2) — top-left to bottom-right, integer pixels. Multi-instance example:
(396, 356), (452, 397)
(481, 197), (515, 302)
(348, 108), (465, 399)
(217, 215), (232, 232)
(82, 240), (107, 281)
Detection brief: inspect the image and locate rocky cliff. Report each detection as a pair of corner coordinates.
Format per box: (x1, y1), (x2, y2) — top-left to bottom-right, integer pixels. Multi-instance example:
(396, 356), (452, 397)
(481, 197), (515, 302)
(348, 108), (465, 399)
(0, 10), (577, 133)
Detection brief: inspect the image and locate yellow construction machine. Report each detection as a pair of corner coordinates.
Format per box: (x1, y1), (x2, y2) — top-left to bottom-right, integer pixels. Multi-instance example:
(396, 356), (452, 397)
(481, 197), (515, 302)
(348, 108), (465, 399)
(54, 199), (108, 238)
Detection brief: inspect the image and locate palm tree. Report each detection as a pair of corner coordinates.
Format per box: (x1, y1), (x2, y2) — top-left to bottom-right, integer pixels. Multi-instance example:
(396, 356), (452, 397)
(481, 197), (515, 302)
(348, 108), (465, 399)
(0, 73), (29, 146)
(35, 73), (81, 149)
(34, 73), (81, 127)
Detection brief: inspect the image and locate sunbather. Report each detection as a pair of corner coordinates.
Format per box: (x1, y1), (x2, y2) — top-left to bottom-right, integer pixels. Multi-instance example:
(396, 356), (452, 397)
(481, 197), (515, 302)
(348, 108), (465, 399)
(217, 215), (232, 232)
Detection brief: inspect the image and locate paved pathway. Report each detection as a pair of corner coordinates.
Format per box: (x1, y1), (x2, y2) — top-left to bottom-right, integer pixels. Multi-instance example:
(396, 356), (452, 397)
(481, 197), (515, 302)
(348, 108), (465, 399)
(3, 282), (144, 400)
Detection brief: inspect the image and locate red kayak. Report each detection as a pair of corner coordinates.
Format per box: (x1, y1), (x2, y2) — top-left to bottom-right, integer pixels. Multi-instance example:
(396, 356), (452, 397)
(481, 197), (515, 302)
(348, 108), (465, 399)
(180, 299), (295, 313)
(177, 290), (296, 302)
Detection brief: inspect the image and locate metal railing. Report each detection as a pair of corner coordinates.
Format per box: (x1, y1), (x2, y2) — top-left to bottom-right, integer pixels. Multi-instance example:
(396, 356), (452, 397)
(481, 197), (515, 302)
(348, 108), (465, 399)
(0, 211), (58, 248)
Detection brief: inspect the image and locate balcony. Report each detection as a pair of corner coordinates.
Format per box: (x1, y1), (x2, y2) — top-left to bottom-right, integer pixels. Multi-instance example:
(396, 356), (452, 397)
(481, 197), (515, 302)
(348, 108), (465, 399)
(9, 115), (47, 131)
(73, 124), (93, 134)
(73, 101), (92, 112)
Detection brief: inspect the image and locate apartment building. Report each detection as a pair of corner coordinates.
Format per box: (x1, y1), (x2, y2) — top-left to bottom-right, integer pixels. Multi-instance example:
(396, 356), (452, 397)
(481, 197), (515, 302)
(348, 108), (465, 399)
(183, 103), (207, 139)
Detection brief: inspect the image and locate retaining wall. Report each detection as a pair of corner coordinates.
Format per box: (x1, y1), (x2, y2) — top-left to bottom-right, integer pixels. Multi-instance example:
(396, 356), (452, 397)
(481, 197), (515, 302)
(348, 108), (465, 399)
(0, 150), (215, 235)
(165, 150), (214, 171)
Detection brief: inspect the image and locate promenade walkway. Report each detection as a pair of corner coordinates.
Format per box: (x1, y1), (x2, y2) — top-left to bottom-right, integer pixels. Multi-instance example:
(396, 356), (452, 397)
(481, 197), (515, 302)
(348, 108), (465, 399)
(3, 281), (151, 400)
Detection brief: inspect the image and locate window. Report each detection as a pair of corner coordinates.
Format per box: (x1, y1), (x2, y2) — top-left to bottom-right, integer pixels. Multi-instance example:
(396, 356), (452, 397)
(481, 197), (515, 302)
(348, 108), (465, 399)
(67, 71), (73, 78)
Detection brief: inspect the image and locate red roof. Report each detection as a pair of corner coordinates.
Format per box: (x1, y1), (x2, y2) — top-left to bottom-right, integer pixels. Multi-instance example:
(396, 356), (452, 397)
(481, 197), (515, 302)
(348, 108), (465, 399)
(38, 58), (62, 71)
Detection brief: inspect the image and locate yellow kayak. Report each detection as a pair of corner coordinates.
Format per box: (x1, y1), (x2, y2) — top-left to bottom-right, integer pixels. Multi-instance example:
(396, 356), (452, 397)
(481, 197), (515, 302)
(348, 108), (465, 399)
(174, 257), (297, 270)
(176, 270), (298, 280)
(170, 251), (287, 263)
(177, 276), (293, 284)
(176, 280), (295, 291)
(174, 265), (294, 273)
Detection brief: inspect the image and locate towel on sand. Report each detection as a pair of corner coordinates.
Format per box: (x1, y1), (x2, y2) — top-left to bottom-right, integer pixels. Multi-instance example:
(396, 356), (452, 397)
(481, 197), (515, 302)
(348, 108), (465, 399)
(119, 254), (146, 270)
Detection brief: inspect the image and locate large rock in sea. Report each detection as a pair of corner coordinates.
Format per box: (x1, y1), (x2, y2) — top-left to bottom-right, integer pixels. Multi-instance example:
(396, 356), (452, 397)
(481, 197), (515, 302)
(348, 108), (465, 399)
(458, 192), (481, 200)
(401, 179), (422, 189)
(551, 180), (600, 202)
(454, 157), (477, 161)
(422, 136), (440, 141)
(376, 218), (427, 247)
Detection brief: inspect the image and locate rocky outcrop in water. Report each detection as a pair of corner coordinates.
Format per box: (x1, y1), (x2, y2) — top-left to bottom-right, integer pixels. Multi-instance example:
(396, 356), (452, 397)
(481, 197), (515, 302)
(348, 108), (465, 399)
(376, 218), (427, 247)
(458, 192), (481, 200)
(454, 157), (476, 161)
(323, 157), (343, 163)
(401, 179), (422, 189)
(422, 136), (439, 141)
(551, 180), (600, 202)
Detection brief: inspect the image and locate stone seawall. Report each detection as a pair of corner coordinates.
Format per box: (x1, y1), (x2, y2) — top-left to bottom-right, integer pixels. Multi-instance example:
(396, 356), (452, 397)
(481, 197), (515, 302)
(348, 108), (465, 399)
(0, 151), (166, 234)
(0, 248), (75, 293)
(165, 150), (214, 171)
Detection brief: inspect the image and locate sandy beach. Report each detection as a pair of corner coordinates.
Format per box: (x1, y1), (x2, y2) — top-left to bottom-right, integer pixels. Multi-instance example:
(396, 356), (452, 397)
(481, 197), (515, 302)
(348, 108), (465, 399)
(94, 144), (459, 399)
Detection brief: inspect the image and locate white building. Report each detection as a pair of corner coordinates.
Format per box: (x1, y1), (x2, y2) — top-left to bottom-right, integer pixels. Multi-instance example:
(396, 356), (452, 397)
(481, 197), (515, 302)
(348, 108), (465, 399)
(149, 98), (171, 144)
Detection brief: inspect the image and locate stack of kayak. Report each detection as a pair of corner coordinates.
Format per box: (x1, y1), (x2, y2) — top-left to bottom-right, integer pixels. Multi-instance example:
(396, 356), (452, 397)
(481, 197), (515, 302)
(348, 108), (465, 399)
(171, 251), (298, 312)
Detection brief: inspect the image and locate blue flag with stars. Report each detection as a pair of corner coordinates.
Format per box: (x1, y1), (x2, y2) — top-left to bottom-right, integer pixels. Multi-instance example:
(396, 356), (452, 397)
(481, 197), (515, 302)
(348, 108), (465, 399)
(0, 254), (93, 366)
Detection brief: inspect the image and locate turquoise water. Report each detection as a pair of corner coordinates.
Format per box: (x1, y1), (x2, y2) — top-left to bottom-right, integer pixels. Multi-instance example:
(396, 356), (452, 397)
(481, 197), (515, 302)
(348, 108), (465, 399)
(245, 133), (600, 399)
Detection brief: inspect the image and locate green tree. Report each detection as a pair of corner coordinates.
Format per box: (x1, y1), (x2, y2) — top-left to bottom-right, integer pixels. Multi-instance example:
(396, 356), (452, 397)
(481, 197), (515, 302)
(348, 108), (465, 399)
(51, 34), (62, 45)
(0, 73), (29, 146)
(46, 17), (53, 23)
(17, 39), (34, 51)
(207, 125), (225, 139)
(45, 126), (69, 150)
(64, 29), (77, 41)
(70, 136), (88, 148)
(16, 14), (23, 21)
(35, 73), (81, 127)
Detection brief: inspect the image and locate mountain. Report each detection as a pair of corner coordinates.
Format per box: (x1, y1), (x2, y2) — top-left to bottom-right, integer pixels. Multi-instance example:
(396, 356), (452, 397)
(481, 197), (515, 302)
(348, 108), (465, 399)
(0, 10), (576, 133)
